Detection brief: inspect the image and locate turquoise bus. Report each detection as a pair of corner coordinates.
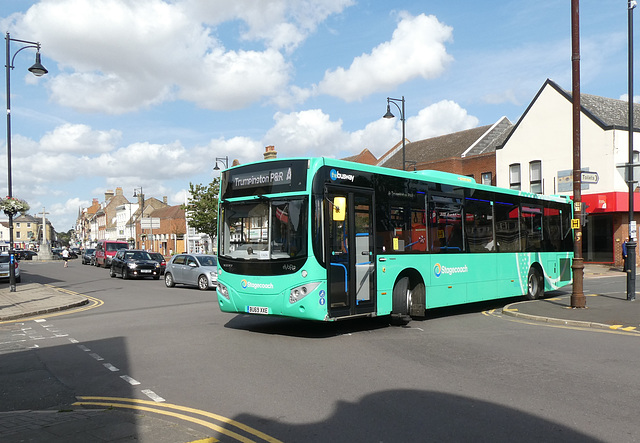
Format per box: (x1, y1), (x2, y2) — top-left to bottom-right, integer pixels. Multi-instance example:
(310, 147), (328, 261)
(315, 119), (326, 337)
(216, 158), (573, 323)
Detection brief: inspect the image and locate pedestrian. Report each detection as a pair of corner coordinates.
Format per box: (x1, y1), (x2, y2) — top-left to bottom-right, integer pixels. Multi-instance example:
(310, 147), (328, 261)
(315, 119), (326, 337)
(622, 237), (629, 272)
(61, 246), (69, 268)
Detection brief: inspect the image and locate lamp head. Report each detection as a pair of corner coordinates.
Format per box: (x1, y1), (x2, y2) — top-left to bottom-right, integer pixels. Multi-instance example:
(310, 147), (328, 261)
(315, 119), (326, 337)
(28, 52), (48, 77)
(383, 104), (395, 119)
(213, 163), (220, 171)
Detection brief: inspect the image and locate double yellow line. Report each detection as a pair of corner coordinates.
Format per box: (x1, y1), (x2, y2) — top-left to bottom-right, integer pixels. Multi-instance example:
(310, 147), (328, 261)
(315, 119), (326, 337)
(74, 396), (282, 443)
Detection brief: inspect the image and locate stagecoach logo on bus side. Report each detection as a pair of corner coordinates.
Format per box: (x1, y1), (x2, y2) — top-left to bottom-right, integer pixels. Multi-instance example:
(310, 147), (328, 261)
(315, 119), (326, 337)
(330, 169), (355, 182)
(434, 263), (469, 278)
(241, 279), (275, 290)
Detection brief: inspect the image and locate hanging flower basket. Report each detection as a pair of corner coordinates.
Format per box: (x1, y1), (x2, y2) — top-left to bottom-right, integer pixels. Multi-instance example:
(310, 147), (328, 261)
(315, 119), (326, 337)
(0, 197), (30, 216)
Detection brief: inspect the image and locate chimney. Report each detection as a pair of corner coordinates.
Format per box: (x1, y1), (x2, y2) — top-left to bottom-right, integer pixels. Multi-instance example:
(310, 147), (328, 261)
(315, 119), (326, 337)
(264, 145), (277, 160)
(163, 196), (168, 204)
(105, 190), (114, 201)
(115, 187), (123, 196)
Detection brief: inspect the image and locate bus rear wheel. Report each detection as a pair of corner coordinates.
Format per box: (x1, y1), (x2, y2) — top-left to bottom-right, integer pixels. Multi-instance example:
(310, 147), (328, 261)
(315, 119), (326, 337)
(526, 266), (543, 300)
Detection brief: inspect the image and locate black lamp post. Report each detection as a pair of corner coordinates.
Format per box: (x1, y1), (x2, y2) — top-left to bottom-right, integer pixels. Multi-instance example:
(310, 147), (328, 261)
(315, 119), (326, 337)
(5, 32), (47, 292)
(383, 96), (407, 170)
(133, 187), (144, 249)
(213, 156), (229, 171)
(628, 0), (637, 301)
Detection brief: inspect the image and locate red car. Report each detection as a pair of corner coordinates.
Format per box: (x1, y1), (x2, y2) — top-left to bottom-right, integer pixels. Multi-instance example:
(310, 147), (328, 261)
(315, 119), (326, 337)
(148, 252), (166, 275)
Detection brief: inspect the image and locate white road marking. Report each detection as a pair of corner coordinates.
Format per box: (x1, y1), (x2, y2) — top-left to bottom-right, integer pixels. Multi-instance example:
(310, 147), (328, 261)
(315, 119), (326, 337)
(120, 375), (141, 385)
(141, 389), (166, 402)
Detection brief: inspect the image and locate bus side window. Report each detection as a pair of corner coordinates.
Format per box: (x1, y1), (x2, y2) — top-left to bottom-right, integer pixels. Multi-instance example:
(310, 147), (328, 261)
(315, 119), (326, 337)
(465, 198), (494, 253)
(429, 197), (463, 253)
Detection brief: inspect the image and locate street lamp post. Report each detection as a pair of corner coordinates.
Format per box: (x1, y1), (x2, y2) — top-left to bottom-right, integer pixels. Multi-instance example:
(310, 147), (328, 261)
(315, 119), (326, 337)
(628, 0), (637, 301)
(133, 187), (144, 249)
(213, 156), (229, 171)
(5, 32), (47, 292)
(383, 96), (407, 171)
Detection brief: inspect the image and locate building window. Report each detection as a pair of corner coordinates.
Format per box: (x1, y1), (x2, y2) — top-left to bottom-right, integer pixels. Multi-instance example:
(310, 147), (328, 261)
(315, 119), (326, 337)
(509, 164), (521, 190)
(16, 232), (20, 239)
(481, 172), (492, 186)
(530, 160), (542, 194)
(16, 222), (20, 228)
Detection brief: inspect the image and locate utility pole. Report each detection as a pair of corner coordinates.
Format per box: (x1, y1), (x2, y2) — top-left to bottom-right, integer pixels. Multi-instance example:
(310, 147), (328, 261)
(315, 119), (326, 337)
(571, 0), (586, 308)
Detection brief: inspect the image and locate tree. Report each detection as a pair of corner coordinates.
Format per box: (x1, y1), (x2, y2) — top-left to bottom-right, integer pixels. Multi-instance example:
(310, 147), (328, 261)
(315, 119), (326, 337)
(182, 178), (220, 241)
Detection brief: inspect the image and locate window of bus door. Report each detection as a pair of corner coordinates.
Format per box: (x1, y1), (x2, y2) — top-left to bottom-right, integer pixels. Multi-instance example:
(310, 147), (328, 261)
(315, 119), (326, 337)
(220, 198), (307, 260)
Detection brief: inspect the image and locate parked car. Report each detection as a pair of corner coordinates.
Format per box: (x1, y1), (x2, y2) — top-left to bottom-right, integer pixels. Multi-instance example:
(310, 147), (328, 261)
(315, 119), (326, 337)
(15, 250), (37, 260)
(109, 249), (161, 280)
(0, 254), (20, 282)
(147, 252), (166, 275)
(164, 254), (217, 290)
(81, 248), (96, 265)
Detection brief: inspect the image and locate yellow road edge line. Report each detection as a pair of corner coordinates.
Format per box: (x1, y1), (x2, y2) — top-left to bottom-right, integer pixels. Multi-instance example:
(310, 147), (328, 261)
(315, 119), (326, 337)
(610, 325), (623, 330)
(189, 438), (219, 443)
(73, 402), (243, 443)
(76, 397), (283, 443)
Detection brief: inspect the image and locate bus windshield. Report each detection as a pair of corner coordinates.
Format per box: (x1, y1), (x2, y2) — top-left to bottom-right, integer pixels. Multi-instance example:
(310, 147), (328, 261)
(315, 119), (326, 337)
(220, 197), (307, 260)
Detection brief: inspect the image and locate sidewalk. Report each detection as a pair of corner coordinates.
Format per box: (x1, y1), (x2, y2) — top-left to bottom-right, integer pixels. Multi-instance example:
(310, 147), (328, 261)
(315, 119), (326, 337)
(502, 264), (640, 333)
(0, 282), (89, 322)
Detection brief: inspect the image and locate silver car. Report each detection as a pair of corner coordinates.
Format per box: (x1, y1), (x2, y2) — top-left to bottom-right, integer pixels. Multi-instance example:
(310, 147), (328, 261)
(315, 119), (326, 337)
(164, 254), (217, 290)
(0, 254), (21, 282)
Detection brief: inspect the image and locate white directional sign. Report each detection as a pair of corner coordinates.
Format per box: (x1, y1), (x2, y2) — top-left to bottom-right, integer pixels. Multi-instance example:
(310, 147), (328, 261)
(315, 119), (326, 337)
(581, 171), (599, 184)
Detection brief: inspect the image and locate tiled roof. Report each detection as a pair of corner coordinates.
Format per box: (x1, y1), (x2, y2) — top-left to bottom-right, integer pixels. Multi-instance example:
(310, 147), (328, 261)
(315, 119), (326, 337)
(342, 148), (378, 165)
(150, 205), (185, 219)
(378, 117), (512, 170)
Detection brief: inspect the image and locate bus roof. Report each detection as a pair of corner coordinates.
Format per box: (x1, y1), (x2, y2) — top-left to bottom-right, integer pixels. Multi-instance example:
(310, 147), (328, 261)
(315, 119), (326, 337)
(222, 156), (571, 204)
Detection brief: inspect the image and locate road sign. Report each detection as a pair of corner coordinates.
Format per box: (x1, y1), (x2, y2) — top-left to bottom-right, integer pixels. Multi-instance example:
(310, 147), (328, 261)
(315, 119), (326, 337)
(571, 218), (580, 229)
(581, 171), (599, 184)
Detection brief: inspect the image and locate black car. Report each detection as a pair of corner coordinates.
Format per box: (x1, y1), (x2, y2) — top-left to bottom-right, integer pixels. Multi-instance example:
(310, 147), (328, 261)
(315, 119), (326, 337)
(15, 250), (37, 260)
(147, 252), (166, 275)
(81, 248), (95, 265)
(109, 249), (161, 280)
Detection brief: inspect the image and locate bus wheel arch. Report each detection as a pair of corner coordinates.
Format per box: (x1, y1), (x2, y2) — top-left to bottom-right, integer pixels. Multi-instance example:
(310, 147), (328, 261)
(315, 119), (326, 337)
(526, 263), (544, 300)
(391, 270), (426, 323)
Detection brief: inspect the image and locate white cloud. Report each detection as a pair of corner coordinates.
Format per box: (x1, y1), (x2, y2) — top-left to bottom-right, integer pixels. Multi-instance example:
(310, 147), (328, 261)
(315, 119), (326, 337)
(201, 136), (264, 169)
(39, 123), (121, 153)
(315, 12), (453, 101)
(407, 100), (479, 140)
(263, 109), (348, 158)
(179, 0), (355, 52)
(14, 0), (294, 113)
(619, 94), (640, 103)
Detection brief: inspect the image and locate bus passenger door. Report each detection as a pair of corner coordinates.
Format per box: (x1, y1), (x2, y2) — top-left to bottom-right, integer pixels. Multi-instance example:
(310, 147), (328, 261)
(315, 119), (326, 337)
(326, 188), (376, 318)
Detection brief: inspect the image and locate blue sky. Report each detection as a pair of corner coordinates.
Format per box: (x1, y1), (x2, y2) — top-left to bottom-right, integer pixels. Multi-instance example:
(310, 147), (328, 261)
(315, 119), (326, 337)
(0, 0), (634, 232)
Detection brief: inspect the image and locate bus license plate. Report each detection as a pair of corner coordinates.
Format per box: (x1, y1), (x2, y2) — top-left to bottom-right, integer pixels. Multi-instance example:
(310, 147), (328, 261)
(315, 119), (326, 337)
(247, 306), (269, 315)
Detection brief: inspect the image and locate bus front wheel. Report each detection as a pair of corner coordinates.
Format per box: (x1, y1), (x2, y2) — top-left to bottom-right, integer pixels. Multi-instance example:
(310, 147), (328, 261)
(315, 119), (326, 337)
(526, 266), (544, 300)
(391, 277), (412, 325)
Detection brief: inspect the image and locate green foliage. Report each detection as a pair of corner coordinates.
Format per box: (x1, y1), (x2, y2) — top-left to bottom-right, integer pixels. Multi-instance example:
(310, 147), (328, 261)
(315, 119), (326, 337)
(181, 178), (220, 241)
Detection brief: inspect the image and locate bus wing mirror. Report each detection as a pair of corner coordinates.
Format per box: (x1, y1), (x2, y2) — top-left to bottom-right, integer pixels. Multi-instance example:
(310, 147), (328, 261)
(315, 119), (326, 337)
(333, 196), (346, 221)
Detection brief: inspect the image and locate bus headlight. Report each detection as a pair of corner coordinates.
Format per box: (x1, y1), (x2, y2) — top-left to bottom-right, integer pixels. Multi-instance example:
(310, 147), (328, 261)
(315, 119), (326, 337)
(218, 283), (230, 300)
(289, 282), (320, 304)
